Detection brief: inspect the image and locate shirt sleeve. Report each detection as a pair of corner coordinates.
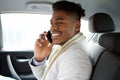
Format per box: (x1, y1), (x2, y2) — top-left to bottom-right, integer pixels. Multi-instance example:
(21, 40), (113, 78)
(29, 57), (47, 80)
(32, 57), (46, 66)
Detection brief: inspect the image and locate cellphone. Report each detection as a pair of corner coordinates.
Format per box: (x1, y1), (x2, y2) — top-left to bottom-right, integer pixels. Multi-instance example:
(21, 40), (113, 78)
(46, 31), (52, 43)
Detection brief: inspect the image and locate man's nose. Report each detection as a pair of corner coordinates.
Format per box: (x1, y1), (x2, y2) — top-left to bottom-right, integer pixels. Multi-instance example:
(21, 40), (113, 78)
(50, 24), (59, 30)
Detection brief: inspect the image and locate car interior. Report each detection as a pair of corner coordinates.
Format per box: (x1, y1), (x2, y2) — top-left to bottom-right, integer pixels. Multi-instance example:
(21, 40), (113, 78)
(0, 0), (120, 80)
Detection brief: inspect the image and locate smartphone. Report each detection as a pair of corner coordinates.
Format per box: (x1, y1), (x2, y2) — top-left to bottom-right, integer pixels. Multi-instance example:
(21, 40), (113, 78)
(46, 31), (52, 43)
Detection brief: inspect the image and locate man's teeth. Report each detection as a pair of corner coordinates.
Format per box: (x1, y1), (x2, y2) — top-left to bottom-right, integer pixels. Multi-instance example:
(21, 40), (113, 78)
(52, 33), (60, 36)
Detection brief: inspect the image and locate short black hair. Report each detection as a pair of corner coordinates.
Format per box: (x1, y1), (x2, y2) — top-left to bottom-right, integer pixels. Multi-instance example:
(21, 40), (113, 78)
(52, 0), (85, 20)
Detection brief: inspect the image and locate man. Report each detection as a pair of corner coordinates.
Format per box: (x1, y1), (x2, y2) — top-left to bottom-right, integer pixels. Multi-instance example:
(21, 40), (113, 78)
(29, 1), (92, 80)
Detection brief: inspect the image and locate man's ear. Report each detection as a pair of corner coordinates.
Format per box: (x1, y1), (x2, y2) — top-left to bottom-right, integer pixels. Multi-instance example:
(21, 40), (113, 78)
(75, 20), (80, 32)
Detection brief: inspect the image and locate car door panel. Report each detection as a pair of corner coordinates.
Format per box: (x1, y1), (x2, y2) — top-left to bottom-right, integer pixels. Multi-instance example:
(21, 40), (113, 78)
(0, 51), (36, 80)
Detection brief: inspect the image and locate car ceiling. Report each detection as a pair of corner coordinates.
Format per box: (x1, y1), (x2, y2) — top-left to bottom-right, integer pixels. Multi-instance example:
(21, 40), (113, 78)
(0, 0), (120, 31)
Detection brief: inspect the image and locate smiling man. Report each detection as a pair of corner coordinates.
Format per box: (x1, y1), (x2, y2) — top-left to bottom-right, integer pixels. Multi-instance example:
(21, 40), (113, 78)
(51, 10), (79, 45)
(29, 1), (92, 80)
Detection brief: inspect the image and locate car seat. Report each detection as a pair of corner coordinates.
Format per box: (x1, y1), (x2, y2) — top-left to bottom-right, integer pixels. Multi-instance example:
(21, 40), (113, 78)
(89, 13), (120, 80)
(88, 13), (115, 65)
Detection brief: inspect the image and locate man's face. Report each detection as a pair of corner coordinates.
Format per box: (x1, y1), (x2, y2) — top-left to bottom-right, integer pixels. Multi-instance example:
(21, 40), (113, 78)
(50, 10), (80, 45)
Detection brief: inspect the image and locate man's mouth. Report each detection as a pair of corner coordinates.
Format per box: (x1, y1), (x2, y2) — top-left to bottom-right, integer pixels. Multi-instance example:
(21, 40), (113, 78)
(51, 32), (62, 39)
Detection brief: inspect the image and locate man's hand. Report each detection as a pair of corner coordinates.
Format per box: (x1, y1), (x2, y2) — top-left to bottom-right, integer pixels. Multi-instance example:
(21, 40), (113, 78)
(34, 32), (53, 62)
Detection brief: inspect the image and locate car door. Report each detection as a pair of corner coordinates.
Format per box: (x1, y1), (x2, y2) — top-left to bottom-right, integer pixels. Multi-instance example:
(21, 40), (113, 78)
(0, 51), (36, 80)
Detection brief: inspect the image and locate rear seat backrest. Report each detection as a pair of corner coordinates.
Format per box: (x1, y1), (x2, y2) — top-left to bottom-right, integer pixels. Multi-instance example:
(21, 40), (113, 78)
(91, 33), (120, 80)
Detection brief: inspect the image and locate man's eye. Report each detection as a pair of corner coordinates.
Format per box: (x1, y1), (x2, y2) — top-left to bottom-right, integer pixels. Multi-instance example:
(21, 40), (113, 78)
(57, 22), (63, 25)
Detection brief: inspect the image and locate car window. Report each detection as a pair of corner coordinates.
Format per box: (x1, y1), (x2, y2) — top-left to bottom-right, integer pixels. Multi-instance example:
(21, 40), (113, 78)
(1, 13), (90, 51)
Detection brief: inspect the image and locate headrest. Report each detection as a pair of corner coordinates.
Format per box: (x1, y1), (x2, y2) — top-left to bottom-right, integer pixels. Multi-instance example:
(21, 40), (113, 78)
(89, 13), (115, 33)
(99, 33), (120, 53)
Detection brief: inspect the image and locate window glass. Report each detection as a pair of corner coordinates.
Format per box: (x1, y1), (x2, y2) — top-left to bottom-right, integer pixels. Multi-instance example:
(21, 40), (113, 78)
(1, 13), (51, 51)
(1, 13), (90, 51)
(80, 19), (91, 39)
